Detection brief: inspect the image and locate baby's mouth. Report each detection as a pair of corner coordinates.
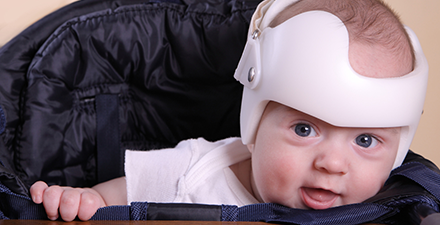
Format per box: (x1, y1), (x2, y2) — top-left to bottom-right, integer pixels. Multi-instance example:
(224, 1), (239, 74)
(301, 187), (339, 210)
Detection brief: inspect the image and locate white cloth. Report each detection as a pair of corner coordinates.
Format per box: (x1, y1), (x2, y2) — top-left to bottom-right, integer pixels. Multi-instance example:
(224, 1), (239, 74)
(125, 137), (259, 206)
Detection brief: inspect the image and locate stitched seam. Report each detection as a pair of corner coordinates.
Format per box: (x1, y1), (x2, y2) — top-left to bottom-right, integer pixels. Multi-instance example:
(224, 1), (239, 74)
(38, 2), (255, 55)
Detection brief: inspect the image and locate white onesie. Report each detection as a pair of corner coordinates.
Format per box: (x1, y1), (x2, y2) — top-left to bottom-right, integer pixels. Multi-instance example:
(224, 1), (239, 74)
(125, 137), (259, 206)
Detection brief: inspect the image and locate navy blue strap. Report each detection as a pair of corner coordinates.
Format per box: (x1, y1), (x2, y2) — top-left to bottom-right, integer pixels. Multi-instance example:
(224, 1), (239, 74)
(91, 205), (131, 220)
(389, 162), (440, 202)
(146, 203), (222, 221)
(95, 94), (122, 183)
(92, 203), (223, 221)
(234, 203), (393, 224)
(92, 202), (394, 224)
(0, 183), (47, 220)
(0, 185), (395, 223)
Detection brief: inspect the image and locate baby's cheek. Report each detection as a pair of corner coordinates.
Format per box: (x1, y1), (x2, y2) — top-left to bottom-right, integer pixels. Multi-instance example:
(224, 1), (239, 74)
(348, 174), (385, 204)
(261, 159), (299, 200)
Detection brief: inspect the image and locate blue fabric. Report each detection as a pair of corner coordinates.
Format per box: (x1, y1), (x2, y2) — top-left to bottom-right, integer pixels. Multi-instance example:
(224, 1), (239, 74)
(389, 162), (440, 202)
(0, 183), (47, 220)
(89, 202), (394, 223)
(96, 94), (122, 183)
(0, 0), (252, 188)
(234, 203), (393, 225)
(130, 202), (149, 220)
(91, 205), (131, 220)
(221, 205), (238, 221)
(0, 105), (5, 134)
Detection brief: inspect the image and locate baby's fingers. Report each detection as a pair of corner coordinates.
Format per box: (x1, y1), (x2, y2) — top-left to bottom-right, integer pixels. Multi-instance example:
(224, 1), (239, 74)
(77, 191), (103, 221)
(30, 181), (48, 204)
(59, 189), (81, 222)
(42, 185), (64, 220)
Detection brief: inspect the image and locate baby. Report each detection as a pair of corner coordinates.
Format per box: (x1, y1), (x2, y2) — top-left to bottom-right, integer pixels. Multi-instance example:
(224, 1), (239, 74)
(30, 0), (428, 221)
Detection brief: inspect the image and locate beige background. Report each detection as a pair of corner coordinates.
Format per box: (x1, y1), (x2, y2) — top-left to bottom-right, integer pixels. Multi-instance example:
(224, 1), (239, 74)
(383, 0), (440, 165)
(1, 1), (440, 165)
(0, 0), (78, 47)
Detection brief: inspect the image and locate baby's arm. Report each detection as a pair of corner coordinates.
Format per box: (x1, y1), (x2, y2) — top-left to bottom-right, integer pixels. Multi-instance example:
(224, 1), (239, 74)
(30, 177), (127, 221)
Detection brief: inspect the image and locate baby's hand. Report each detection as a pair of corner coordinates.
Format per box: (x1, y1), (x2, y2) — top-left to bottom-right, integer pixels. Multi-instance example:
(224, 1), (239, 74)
(30, 181), (106, 221)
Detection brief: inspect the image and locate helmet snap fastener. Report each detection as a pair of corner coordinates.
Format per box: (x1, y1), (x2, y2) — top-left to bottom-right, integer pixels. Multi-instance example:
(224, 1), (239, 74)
(252, 30), (260, 39)
(248, 67), (256, 82)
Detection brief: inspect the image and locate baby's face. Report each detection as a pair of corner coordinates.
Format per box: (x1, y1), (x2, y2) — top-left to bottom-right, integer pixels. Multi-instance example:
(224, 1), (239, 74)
(248, 102), (400, 209)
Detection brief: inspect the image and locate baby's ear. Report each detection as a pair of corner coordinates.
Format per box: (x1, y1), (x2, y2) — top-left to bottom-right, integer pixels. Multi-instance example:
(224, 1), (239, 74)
(247, 144), (255, 153)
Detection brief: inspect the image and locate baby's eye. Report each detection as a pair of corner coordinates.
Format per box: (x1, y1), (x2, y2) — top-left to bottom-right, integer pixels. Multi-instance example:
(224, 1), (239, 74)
(355, 134), (378, 148)
(294, 123), (317, 137)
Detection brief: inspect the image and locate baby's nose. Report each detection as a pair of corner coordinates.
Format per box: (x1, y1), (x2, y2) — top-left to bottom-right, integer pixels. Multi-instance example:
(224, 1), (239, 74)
(313, 146), (349, 175)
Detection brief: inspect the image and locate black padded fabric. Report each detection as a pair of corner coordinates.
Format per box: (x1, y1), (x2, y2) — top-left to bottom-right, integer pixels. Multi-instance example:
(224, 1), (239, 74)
(0, 0), (260, 187)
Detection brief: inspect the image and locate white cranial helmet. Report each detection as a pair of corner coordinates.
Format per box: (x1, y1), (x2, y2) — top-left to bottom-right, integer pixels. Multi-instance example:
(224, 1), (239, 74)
(234, 0), (429, 169)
